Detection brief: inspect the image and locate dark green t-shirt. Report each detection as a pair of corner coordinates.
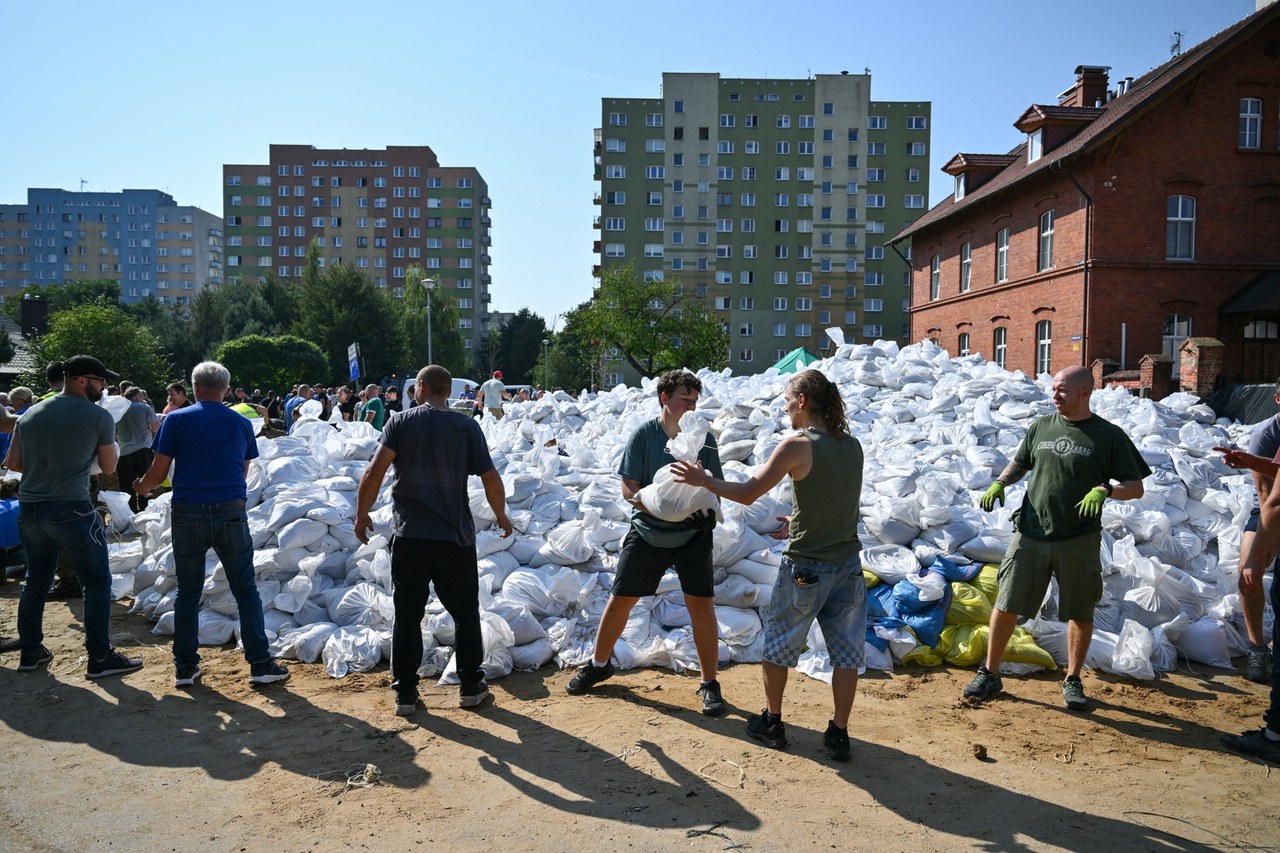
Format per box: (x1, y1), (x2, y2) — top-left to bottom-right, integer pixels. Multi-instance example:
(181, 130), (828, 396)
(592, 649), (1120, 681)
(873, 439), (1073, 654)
(787, 429), (864, 563)
(1013, 413), (1151, 541)
(619, 417), (723, 548)
(360, 397), (386, 431)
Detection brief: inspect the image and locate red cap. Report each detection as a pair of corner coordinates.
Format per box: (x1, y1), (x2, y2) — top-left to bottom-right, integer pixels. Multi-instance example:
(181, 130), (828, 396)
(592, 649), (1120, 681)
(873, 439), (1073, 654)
(494, 370), (503, 379)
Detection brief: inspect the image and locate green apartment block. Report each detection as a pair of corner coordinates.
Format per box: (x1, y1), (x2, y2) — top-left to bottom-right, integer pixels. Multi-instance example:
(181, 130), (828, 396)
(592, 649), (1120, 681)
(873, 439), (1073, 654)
(596, 72), (929, 379)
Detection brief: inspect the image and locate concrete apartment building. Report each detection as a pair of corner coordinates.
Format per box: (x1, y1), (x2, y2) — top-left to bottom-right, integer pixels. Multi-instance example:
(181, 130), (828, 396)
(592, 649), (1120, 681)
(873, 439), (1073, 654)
(596, 72), (928, 380)
(0, 188), (223, 305)
(223, 145), (494, 356)
(892, 2), (1280, 384)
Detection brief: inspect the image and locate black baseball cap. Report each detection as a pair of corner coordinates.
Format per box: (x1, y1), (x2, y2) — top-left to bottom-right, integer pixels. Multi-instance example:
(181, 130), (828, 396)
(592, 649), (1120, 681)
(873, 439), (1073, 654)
(63, 354), (120, 383)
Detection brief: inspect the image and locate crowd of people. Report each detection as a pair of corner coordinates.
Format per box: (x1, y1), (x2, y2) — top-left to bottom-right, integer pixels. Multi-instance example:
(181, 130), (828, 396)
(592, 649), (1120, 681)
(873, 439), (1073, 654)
(0, 357), (1275, 765)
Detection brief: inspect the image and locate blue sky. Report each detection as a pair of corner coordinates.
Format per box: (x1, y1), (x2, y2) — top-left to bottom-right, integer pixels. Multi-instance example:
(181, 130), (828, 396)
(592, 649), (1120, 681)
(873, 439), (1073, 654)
(1, 0), (1257, 325)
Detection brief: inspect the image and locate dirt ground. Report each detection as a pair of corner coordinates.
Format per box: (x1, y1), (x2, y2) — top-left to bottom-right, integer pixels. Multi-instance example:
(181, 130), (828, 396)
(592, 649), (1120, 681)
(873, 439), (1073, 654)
(0, 581), (1276, 853)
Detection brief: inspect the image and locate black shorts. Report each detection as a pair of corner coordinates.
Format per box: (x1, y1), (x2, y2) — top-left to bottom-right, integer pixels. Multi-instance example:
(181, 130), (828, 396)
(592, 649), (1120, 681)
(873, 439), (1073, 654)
(612, 528), (714, 598)
(1246, 505), (1261, 533)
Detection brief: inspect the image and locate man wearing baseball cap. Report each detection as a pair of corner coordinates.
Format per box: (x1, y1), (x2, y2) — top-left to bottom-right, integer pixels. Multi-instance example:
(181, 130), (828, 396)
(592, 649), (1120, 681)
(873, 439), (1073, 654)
(479, 370), (508, 420)
(6, 354), (144, 679)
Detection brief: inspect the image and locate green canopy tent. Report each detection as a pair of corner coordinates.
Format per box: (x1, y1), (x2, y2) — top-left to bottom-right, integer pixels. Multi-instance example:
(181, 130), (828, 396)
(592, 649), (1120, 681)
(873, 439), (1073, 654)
(770, 346), (820, 374)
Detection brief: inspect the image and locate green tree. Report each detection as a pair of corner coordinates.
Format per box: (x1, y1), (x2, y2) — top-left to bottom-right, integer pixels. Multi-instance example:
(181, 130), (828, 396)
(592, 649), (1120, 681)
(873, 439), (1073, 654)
(4, 279), (123, 321)
(584, 264), (728, 377)
(24, 303), (166, 391)
(292, 247), (404, 383)
(402, 265), (467, 376)
(531, 301), (594, 392)
(496, 308), (550, 384)
(214, 334), (329, 392)
(0, 325), (16, 367)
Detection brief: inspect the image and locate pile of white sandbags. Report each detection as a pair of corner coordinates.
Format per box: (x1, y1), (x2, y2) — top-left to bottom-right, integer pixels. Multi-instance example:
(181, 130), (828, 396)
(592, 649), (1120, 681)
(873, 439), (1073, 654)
(106, 337), (1272, 684)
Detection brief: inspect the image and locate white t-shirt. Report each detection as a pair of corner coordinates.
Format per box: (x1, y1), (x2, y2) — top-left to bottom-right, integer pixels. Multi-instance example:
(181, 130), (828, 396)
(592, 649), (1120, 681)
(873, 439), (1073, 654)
(480, 378), (506, 408)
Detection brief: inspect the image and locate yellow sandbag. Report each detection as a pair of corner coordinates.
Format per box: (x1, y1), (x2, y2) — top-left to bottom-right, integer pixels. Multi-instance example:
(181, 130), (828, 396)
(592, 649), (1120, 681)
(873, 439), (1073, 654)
(945, 582), (993, 626)
(942, 624), (989, 667)
(863, 569), (880, 589)
(902, 644), (944, 667)
(1004, 627), (1057, 670)
(972, 564), (1000, 605)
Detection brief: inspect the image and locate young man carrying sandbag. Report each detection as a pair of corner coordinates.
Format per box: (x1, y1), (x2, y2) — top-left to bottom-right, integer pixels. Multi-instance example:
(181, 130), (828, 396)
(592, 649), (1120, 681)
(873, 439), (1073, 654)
(565, 370), (728, 716)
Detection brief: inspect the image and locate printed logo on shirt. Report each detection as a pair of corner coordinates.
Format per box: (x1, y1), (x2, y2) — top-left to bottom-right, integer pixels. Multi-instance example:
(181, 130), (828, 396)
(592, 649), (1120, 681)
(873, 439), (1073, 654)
(1037, 437), (1093, 458)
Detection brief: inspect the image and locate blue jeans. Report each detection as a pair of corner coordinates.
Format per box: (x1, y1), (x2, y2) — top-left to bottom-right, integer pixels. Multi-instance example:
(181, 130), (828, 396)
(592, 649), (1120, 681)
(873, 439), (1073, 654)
(1266, 574), (1280, 734)
(171, 500), (269, 668)
(17, 500), (112, 658)
(762, 552), (867, 669)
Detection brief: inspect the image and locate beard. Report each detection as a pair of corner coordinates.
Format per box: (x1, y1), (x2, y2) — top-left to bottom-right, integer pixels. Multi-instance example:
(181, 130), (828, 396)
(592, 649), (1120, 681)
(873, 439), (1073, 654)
(86, 383), (104, 402)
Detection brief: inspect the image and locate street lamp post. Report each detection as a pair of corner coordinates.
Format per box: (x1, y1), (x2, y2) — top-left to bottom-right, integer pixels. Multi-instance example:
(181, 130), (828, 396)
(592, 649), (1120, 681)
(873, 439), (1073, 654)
(422, 275), (439, 366)
(542, 338), (550, 391)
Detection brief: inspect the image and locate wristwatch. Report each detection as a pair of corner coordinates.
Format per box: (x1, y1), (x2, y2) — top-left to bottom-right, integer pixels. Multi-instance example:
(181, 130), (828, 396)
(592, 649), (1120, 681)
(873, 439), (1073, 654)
(1099, 482), (1114, 497)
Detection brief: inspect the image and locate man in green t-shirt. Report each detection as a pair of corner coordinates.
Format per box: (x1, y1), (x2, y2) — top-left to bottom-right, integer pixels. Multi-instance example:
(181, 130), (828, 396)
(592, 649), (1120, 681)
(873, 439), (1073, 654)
(964, 365), (1150, 711)
(566, 370), (728, 716)
(359, 384), (386, 431)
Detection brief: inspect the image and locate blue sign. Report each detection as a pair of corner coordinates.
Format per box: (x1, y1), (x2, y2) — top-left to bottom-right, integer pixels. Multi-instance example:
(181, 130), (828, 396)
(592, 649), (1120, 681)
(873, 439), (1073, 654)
(349, 358), (360, 381)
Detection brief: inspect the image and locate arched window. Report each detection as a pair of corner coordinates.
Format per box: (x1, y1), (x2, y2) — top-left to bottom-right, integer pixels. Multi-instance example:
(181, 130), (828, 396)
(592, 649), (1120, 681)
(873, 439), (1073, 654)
(1166, 196), (1196, 260)
(993, 327), (1007, 369)
(958, 332), (970, 357)
(995, 228), (1008, 282)
(1038, 211), (1054, 271)
(959, 242), (971, 292)
(1035, 320), (1052, 374)
(929, 254), (940, 300)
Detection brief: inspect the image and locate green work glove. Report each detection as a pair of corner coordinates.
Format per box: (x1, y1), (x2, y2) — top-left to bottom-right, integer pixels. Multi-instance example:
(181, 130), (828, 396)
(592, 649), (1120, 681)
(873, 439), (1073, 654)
(1076, 487), (1108, 518)
(979, 481), (1006, 512)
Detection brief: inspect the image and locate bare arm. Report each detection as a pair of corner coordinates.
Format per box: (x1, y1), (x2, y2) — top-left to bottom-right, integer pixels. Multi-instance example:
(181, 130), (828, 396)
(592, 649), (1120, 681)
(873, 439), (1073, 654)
(995, 459), (1030, 486)
(1109, 478), (1144, 501)
(134, 451), (174, 497)
(4, 431), (21, 472)
(354, 445), (396, 543)
(96, 442), (118, 476)
(672, 435), (810, 506)
(1216, 446), (1280, 477)
(0, 409), (15, 435)
(480, 468), (513, 537)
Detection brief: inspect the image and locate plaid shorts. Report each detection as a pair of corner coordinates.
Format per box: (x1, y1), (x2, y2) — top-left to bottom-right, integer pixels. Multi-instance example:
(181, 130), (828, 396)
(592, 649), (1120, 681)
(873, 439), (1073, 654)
(762, 552), (866, 669)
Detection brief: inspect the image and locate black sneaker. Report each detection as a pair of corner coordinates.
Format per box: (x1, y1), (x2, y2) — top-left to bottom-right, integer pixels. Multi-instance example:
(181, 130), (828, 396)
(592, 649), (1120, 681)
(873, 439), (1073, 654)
(17, 645), (53, 672)
(1220, 728), (1280, 763)
(1062, 676), (1088, 711)
(962, 666), (1003, 702)
(1245, 647), (1271, 684)
(698, 680), (726, 717)
(459, 679), (490, 708)
(823, 721), (851, 762)
(394, 690), (419, 717)
(47, 579), (82, 600)
(746, 711), (788, 749)
(248, 659), (290, 685)
(87, 649), (143, 680)
(174, 665), (202, 687)
(566, 660), (614, 695)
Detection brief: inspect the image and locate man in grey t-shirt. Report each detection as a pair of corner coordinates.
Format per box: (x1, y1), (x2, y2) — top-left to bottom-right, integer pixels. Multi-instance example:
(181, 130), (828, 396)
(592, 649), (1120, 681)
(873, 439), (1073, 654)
(115, 387), (159, 513)
(5, 354), (143, 680)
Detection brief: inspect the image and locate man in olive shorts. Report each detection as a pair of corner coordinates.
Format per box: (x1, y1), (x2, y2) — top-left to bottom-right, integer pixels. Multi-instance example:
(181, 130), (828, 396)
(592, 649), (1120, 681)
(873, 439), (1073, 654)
(966, 365), (1149, 710)
(565, 370), (726, 716)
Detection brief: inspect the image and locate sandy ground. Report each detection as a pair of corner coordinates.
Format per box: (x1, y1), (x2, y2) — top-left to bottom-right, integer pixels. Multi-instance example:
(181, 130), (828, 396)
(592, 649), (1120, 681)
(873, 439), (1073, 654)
(0, 581), (1277, 853)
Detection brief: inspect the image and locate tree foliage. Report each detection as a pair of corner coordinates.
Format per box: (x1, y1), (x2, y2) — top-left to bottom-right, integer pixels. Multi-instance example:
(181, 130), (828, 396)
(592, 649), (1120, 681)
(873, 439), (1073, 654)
(583, 264), (728, 378)
(401, 266), (467, 377)
(292, 248), (404, 383)
(24, 303), (166, 391)
(532, 301), (595, 392)
(495, 309), (550, 385)
(4, 279), (122, 321)
(214, 334), (329, 392)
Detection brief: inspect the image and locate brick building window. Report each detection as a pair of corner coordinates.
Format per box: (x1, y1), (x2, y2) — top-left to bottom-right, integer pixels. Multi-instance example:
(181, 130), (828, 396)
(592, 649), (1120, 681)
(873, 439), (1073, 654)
(930, 254), (940, 300)
(959, 242), (971, 292)
(996, 228), (1009, 282)
(1163, 314), (1192, 375)
(1035, 320), (1052, 374)
(993, 327), (1007, 368)
(1166, 196), (1196, 260)
(958, 332), (970, 356)
(1038, 211), (1055, 271)
(1240, 98), (1262, 149)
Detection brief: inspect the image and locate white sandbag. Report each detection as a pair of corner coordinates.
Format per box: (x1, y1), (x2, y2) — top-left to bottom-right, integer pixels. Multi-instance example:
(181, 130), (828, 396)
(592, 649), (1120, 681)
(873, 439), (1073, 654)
(1172, 616), (1233, 668)
(100, 490), (134, 534)
(635, 464), (722, 524)
(197, 609), (238, 646)
(496, 567), (580, 619)
(331, 582), (395, 629)
(109, 540), (145, 574)
(859, 544), (918, 585)
(714, 574), (761, 608)
(322, 625), (383, 677)
(439, 611), (516, 683)
(276, 517), (328, 551)
(490, 603), (548, 645)
(727, 558), (780, 585)
(539, 508), (600, 565)
(715, 605), (762, 644)
(273, 574), (314, 614)
(511, 638), (556, 670)
(1111, 619), (1156, 680)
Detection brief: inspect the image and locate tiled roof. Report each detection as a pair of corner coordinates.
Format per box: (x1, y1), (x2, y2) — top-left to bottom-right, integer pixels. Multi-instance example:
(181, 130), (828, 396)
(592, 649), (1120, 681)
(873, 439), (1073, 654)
(0, 315), (35, 377)
(891, 3), (1280, 243)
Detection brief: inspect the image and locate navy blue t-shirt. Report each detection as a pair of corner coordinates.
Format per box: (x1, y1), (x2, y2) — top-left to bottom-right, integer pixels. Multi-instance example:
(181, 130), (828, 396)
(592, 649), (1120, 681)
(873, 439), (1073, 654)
(379, 405), (496, 545)
(154, 401), (259, 503)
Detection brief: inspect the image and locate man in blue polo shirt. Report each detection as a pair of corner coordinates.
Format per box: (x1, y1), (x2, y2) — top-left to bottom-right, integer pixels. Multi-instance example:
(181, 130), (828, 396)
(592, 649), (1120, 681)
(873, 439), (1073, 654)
(134, 361), (289, 689)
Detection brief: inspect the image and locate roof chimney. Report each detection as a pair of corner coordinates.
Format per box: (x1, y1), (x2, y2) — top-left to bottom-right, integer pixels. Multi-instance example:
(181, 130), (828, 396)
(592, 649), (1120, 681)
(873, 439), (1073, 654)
(1070, 65), (1111, 108)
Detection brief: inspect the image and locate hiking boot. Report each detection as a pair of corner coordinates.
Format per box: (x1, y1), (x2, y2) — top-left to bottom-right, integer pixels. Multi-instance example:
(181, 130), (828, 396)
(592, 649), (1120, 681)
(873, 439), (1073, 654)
(698, 679), (726, 717)
(87, 649), (143, 680)
(1062, 676), (1088, 711)
(1220, 728), (1280, 763)
(47, 579), (82, 600)
(1245, 647), (1271, 684)
(17, 645), (53, 672)
(394, 690), (419, 717)
(746, 711), (788, 749)
(566, 660), (614, 695)
(459, 679), (490, 708)
(962, 666), (1003, 702)
(248, 660), (290, 685)
(823, 721), (851, 762)
(174, 665), (202, 687)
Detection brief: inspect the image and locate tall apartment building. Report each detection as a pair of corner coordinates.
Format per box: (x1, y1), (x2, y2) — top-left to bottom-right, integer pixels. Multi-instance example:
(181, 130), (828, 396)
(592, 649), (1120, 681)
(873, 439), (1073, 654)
(0, 188), (223, 305)
(596, 72), (928, 378)
(223, 145), (494, 356)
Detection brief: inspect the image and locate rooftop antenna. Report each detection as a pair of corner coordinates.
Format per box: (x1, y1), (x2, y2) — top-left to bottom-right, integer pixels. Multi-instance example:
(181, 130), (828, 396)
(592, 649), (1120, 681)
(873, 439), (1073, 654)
(79, 178), (87, 191)
(1171, 31), (1185, 57)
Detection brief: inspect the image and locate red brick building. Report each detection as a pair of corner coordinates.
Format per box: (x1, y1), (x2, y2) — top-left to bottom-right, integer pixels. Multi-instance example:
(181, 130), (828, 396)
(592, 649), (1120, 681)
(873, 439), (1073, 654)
(891, 3), (1280, 383)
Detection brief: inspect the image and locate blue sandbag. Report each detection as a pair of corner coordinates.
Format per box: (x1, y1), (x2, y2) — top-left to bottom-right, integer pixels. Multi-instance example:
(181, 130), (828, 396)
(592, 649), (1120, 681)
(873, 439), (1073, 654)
(867, 582), (896, 618)
(931, 555), (981, 583)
